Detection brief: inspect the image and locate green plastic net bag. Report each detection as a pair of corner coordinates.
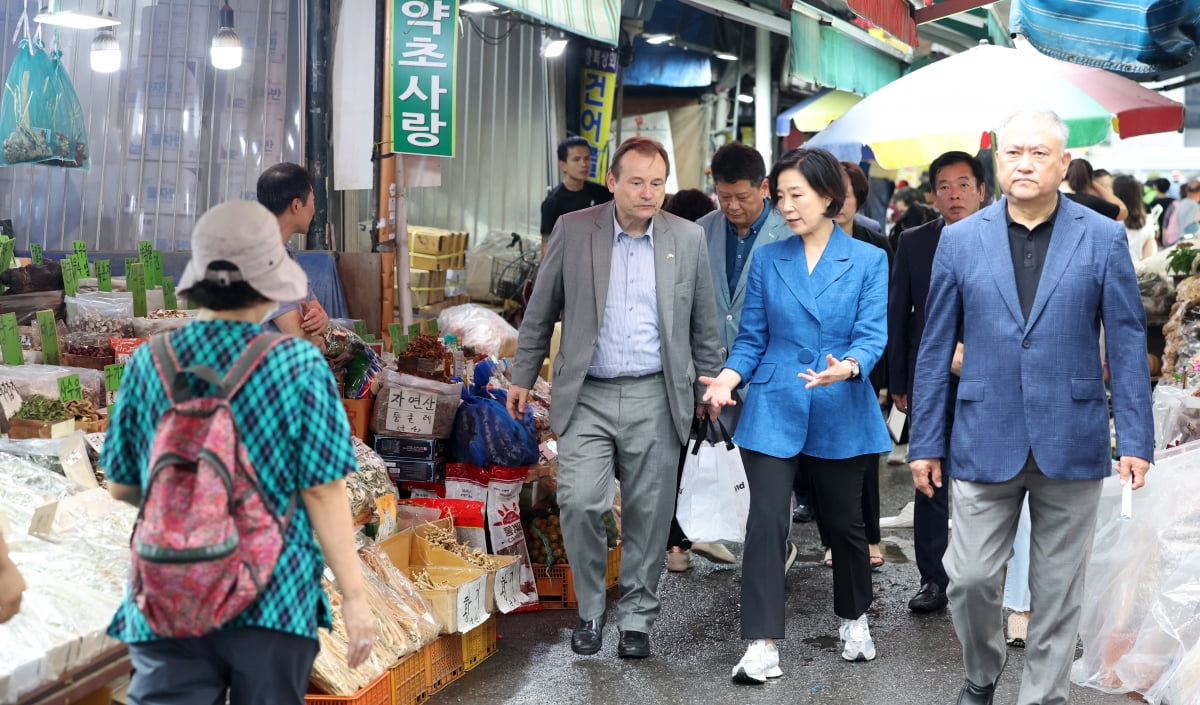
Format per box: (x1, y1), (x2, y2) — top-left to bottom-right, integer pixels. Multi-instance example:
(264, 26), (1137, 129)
(43, 47), (88, 168)
(0, 39), (89, 168)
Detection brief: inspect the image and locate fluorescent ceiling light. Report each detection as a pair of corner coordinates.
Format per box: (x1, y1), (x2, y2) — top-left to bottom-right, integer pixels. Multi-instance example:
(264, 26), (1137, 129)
(34, 9), (121, 29)
(737, 94), (754, 103)
(460, 1), (497, 11)
(715, 52), (738, 61)
(645, 33), (674, 45)
(541, 38), (568, 58)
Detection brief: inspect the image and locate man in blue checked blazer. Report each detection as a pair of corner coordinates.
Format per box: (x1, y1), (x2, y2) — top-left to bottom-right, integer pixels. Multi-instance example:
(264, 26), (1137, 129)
(909, 110), (1153, 705)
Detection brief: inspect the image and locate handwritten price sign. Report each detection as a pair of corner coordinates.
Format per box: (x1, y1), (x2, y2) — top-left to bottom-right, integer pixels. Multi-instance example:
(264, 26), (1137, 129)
(384, 388), (438, 434)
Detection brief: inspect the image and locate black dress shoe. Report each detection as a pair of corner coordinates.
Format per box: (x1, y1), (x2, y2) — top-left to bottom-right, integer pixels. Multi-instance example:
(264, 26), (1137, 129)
(791, 504), (814, 523)
(571, 615), (606, 655)
(908, 583), (949, 613)
(616, 630), (650, 659)
(956, 680), (996, 705)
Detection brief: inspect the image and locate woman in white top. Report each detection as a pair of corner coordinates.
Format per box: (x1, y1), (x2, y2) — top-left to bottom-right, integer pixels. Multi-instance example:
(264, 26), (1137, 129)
(1113, 174), (1156, 261)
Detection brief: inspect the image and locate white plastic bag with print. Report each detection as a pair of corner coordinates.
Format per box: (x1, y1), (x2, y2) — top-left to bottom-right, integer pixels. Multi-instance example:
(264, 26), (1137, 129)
(486, 464), (539, 611)
(676, 418), (749, 543)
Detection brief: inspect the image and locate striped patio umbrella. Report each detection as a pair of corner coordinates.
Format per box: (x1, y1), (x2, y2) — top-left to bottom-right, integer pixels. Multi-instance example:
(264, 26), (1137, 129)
(807, 43), (1185, 170)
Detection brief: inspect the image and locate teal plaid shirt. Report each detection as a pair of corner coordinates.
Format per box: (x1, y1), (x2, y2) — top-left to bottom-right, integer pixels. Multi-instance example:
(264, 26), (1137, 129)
(102, 321), (355, 643)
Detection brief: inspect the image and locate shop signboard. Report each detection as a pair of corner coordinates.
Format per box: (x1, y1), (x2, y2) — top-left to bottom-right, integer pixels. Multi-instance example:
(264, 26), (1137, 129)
(580, 45), (619, 183)
(392, 0), (458, 157)
(162, 276), (177, 310)
(97, 260), (112, 293)
(29, 243), (42, 265)
(128, 263), (148, 318)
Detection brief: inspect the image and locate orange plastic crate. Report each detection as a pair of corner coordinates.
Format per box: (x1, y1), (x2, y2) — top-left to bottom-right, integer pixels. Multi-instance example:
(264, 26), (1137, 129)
(533, 545), (620, 610)
(390, 651), (427, 705)
(605, 543), (621, 589)
(421, 633), (464, 695)
(461, 614), (498, 671)
(305, 670), (391, 705)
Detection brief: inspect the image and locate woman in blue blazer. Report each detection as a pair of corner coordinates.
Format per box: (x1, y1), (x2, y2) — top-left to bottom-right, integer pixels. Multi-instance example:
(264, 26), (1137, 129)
(701, 148), (892, 683)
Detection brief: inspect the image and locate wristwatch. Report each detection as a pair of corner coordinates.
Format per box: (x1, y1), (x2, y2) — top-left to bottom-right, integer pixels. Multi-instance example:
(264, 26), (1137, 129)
(844, 357), (860, 379)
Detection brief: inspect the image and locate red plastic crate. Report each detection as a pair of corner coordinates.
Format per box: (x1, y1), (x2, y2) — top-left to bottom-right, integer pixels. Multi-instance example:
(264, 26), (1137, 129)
(390, 651), (427, 705)
(305, 670), (391, 705)
(421, 633), (464, 695)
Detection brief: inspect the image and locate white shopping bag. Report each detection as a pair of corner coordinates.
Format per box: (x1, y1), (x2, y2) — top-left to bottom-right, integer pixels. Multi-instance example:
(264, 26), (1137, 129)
(676, 418), (750, 543)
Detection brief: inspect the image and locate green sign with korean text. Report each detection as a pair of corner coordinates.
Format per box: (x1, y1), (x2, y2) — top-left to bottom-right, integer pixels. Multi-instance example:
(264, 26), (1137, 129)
(392, 0), (458, 157)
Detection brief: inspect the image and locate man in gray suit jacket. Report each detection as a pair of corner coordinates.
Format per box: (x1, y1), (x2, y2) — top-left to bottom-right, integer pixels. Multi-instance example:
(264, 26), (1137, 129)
(666, 142), (790, 571)
(508, 137), (723, 660)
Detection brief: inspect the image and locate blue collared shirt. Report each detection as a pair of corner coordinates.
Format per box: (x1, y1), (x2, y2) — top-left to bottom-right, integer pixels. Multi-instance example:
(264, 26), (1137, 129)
(588, 216), (662, 378)
(725, 200), (771, 295)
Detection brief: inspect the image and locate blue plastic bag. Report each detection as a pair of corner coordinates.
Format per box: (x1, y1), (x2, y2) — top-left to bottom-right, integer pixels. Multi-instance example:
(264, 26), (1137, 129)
(0, 40), (88, 168)
(451, 362), (540, 468)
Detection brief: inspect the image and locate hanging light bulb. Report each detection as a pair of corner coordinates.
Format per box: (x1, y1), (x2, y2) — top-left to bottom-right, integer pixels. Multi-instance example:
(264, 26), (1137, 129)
(210, 1), (243, 70)
(90, 24), (120, 72)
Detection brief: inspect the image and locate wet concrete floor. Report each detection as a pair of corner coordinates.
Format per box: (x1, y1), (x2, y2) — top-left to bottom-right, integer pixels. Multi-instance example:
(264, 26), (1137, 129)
(431, 460), (1143, 705)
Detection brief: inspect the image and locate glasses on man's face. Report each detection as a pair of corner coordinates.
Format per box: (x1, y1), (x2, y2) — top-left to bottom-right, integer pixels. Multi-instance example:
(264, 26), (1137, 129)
(935, 182), (977, 195)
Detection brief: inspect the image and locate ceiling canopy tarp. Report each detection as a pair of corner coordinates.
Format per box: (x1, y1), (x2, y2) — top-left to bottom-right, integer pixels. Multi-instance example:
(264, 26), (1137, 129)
(492, 0), (621, 46)
(774, 88), (863, 135)
(1010, 0), (1200, 81)
(790, 13), (905, 96)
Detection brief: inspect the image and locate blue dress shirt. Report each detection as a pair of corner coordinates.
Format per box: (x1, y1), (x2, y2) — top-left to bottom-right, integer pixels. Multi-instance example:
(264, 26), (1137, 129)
(588, 216), (662, 378)
(725, 200), (771, 296)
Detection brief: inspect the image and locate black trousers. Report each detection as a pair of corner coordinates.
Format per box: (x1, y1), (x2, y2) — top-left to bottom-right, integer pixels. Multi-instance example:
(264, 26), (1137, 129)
(740, 449), (873, 638)
(814, 453), (882, 546)
(913, 472), (950, 588)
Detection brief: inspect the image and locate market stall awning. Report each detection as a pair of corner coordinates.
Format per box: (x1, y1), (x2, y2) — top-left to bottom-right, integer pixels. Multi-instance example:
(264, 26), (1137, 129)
(491, 0), (620, 46)
(789, 12), (906, 96)
(775, 88), (863, 135)
(1010, 0), (1200, 81)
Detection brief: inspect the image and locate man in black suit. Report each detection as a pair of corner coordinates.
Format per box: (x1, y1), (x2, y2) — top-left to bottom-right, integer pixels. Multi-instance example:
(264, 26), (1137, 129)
(887, 151), (986, 613)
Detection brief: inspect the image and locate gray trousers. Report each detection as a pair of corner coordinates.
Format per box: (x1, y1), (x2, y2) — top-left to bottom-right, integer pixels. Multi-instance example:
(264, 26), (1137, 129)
(946, 456), (1103, 705)
(556, 373), (679, 633)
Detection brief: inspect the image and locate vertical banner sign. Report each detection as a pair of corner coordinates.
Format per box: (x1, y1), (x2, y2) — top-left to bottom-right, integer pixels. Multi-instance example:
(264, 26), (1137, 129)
(30, 243), (42, 265)
(72, 241), (88, 278)
(150, 251), (164, 289)
(580, 45), (620, 183)
(392, 0), (458, 157)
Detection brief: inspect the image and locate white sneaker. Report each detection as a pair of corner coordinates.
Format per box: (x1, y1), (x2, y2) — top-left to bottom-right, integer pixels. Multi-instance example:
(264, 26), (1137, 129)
(879, 501), (915, 529)
(731, 640), (783, 684)
(839, 614), (877, 662)
(887, 443), (909, 465)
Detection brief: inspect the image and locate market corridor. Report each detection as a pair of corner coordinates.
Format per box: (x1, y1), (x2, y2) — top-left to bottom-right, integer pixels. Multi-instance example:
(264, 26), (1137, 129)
(430, 461), (1139, 705)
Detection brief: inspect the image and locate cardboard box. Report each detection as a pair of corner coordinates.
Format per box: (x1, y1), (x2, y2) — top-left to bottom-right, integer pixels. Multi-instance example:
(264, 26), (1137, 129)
(414, 295), (469, 316)
(385, 525), (487, 632)
(409, 228), (468, 256)
(409, 268), (446, 307)
(409, 521), (520, 614)
(374, 435), (448, 460)
(410, 251), (466, 272)
(383, 457), (446, 484)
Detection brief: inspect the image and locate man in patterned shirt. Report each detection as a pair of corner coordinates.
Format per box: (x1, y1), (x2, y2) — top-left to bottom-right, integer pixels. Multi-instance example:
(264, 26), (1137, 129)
(104, 201), (373, 704)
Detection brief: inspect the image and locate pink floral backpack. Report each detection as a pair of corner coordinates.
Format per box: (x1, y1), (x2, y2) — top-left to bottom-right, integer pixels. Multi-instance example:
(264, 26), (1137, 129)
(131, 332), (294, 637)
